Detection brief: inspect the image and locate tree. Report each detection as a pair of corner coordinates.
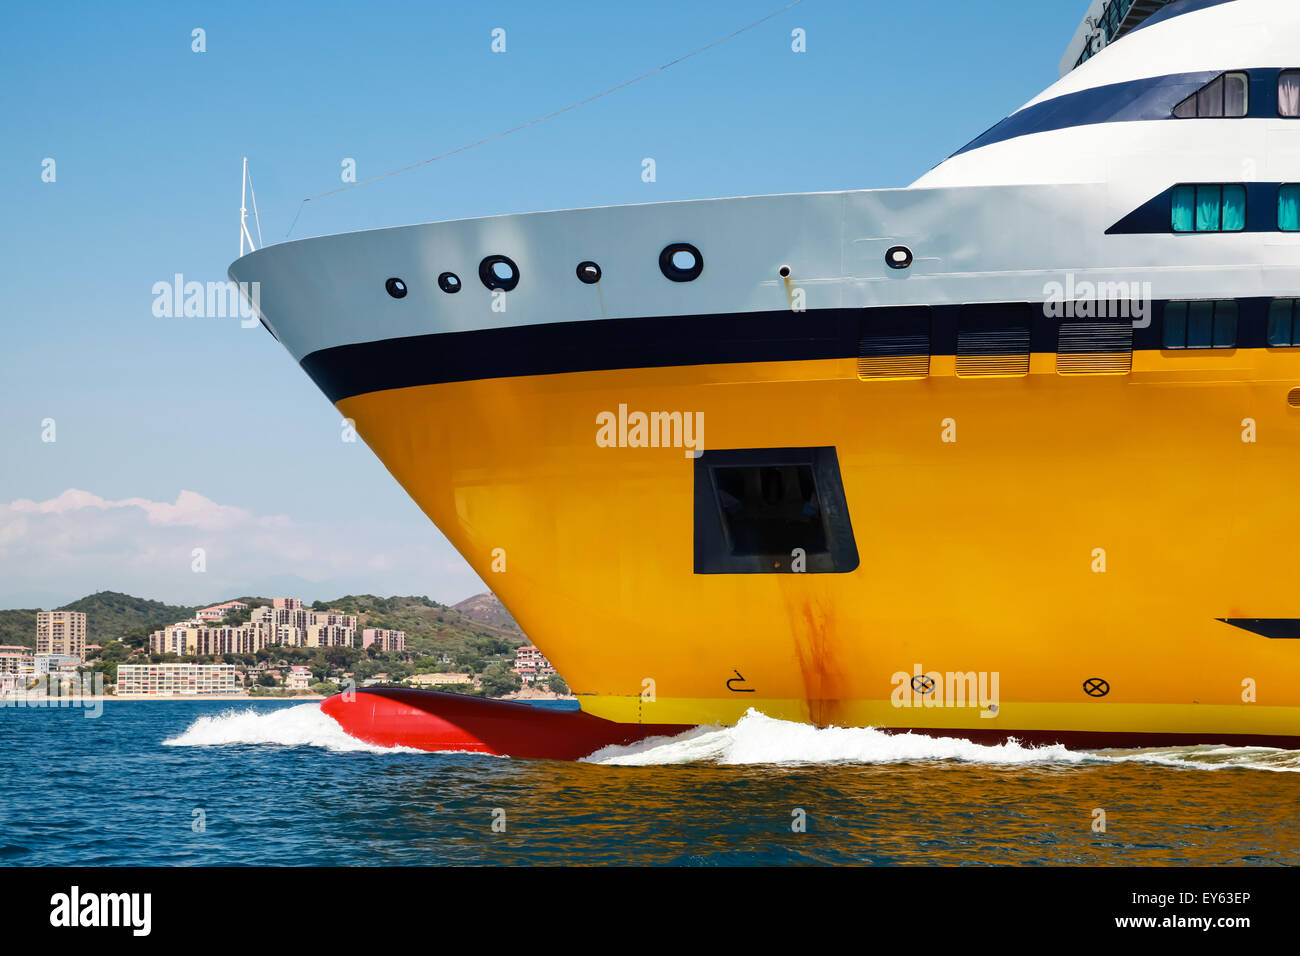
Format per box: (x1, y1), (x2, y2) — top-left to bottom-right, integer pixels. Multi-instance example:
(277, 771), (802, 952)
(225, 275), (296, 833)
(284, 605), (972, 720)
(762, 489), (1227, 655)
(547, 674), (569, 695)
(478, 663), (521, 698)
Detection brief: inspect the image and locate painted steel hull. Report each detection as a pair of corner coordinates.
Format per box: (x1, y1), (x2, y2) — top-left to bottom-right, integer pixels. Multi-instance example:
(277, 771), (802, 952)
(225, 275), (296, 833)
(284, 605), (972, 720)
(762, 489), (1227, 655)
(320, 688), (692, 759)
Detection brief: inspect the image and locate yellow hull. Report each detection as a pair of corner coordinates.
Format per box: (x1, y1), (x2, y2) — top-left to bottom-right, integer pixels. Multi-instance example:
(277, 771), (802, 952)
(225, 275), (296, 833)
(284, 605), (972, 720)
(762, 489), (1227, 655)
(338, 347), (1300, 742)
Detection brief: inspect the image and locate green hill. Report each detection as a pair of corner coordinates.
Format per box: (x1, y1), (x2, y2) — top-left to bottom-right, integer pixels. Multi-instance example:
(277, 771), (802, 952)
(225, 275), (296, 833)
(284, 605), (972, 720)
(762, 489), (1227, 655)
(0, 591), (197, 649)
(0, 591), (526, 665)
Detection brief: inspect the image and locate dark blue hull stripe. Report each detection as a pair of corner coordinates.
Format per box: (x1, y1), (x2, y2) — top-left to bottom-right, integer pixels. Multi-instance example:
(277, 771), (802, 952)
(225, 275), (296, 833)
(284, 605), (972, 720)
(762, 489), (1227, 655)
(951, 67), (1291, 159)
(301, 298), (1282, 402)
(1218, 619), (1300, 640)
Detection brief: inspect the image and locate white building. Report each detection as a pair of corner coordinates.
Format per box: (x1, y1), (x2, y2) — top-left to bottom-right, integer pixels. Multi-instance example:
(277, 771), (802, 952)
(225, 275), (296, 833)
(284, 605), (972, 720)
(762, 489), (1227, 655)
(116, 664), (239, 697)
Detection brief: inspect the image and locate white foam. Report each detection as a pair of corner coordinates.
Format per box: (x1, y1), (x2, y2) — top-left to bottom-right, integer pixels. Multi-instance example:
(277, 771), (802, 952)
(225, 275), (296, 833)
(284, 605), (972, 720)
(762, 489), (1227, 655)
(162, 703), (422, 754)
(584, 708), (1300, 771)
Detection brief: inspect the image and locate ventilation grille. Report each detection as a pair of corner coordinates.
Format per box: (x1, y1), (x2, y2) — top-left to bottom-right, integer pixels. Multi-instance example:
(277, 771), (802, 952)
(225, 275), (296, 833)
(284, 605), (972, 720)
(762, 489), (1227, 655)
(857, 309), (931, 381)
(956, 304), (1032, 378)
(1058, 322), (1134, 375)
(1289, 387), (1300, 408)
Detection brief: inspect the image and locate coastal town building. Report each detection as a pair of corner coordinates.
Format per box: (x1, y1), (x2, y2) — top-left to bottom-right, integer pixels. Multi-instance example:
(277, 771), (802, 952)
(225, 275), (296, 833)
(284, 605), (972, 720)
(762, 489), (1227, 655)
(409, 672), (474, 687)
(0, 646), (35, 695)
(116, 663), (238, 697)
(195, 600), (250, 622)
(361, 628), (406, 652)
(34, 654), (82, 677)
(512, 645), (556, 684)
(36, 610), (86, 660)
(147, 598), (360, 654)
(286, 665), (313, 690)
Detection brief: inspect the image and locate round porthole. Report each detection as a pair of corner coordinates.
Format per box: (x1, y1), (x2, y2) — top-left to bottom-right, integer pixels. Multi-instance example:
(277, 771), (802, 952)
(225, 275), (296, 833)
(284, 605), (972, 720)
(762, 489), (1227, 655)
(437, 272), (461, 294)
(576, 260), (602, 284)
(385, 277), (408, 299)
(659, 242), (703, 282)
(885, 245), (913, 270)
(478, 255), (519, 292)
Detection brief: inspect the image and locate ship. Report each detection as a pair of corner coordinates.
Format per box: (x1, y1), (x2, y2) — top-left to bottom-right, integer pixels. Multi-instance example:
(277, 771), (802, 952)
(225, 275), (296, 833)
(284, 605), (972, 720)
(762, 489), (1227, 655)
(231, 0), (1300, 756)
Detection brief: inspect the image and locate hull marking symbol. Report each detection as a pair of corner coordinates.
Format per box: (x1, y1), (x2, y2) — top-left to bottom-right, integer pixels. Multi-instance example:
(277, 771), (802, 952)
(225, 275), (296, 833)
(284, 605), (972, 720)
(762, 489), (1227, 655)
(726, 670), (755, 693)
(1083, 678), (1110, 698)
(911, 675), (936, 695)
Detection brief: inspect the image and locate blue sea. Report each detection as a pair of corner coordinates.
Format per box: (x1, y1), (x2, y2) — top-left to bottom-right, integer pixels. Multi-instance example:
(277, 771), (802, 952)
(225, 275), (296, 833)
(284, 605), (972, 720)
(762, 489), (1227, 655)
(2, 698), (1299, 866)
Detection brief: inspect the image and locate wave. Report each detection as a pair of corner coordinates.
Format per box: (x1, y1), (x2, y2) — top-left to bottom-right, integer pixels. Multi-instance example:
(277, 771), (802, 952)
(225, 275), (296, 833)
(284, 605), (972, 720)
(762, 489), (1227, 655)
(162, 703), (422, 754)
(161, 703), (1300, 770)
(584, 709), (1300, 771)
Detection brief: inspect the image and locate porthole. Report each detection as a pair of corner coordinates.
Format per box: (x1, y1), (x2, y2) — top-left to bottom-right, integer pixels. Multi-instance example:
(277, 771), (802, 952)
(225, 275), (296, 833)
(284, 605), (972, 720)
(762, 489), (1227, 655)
(385, 277), (408, 299)
(778, 264), (791, 278)
(576, 260), (602, 284)
(478, 255), (519, 292)
(659, 242), (703, 282)
(437, 272), (461, 294)
(885, 246), (913, 270)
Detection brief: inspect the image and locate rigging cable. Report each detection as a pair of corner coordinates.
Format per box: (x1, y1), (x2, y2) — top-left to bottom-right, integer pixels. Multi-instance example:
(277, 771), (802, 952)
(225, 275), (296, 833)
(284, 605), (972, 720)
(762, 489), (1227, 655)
(283, 0), (806, 238)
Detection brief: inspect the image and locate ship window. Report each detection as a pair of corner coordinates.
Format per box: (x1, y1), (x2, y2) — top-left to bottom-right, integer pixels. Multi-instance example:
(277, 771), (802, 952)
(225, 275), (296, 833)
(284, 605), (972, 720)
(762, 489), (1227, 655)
(478, 255), (519, 292)
(956, 303), (1032, 377)
(576, 260), (601, 284)
(1173, 72), (1249, 118)
(1163, 300), (1238, 350)
(1279, 185), (1300, 231)
(694, 447), (858, 574)
(1172, 184), (1246, 232)
(1279, 71), (1300, 117)
(1268, 298), (1300, 346)
(659, 243), (703, 282)
(437, 271), (461, 293)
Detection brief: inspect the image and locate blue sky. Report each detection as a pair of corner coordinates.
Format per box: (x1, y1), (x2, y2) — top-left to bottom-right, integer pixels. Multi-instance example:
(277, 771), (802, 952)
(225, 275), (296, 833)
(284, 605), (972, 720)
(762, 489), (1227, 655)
(0, 0), (1084, 608)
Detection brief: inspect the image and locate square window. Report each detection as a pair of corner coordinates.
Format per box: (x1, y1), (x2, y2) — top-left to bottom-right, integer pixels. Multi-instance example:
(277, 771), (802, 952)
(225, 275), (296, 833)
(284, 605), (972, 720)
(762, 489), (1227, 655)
(1195, 185), (1222, 231)
(694, 447), (857, 574)
(1164, 302), (1188, 349)
(1187, 301), (1214, 347)
(1212, 300), (1238, 348)
(1279, 184), (1300, 231)
(1280, 70), (1300, 118)
(1172, 185), (1196, 232)
(1269, 299), (1298, 346)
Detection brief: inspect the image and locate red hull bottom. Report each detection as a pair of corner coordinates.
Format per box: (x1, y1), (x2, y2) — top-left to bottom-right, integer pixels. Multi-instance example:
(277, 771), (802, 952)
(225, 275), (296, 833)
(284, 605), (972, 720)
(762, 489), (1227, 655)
(320, 688), (695, 760)
(321, 690), (1300, 759)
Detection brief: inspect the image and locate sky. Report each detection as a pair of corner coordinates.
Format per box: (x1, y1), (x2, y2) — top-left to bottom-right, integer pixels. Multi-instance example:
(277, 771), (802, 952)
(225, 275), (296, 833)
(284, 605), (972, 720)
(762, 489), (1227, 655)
(0, 0), (1084, 609)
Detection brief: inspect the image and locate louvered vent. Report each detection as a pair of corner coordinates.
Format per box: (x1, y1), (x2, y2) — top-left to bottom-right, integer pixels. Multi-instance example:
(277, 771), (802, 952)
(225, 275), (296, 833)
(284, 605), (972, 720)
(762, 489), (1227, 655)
(1289, 387), (1300, 408)
(857, 308), (931, 380)
(1058, 321), (1134, 374)
(956, 304), (1032, 377)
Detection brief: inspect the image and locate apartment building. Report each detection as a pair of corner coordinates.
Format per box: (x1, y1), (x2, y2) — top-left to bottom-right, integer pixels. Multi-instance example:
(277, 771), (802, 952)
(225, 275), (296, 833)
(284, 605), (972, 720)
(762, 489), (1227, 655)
(116, 663), (238, 697)
(36, 611), (86, 660)
(361, 628), (406, 652)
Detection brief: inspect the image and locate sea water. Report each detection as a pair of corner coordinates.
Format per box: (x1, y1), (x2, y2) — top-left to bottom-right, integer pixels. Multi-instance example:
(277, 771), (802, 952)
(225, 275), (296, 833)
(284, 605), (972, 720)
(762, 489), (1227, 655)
(1, 700), (1297, 865)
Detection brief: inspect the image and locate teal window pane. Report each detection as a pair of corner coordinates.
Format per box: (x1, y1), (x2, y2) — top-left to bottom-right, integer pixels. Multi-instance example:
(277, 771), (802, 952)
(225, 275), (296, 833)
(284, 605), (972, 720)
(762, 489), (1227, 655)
(1212, 300), (1238, 348)
(1221, 186), (1246, 231)
(1279, 185), (1300, 231)
(1196, 185), (1222, 231)
(1187, 301), (1214, 347)
(1172, 186), (1196, 232)
(1164, 302), (1188, 348)
(1267, 299), (1296, 346)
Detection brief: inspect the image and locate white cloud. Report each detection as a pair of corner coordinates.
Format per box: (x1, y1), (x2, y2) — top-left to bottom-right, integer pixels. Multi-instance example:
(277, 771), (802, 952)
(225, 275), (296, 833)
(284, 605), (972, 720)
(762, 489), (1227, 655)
(0, 489), (483, 608)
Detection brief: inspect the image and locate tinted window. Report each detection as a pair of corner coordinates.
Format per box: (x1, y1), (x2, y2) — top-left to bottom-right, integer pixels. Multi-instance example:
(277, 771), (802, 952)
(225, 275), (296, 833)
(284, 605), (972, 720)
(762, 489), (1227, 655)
(1163, 300), (1239, 350)
(1173, 72), (1249, 118)
(1269, 298), (1300, 346)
